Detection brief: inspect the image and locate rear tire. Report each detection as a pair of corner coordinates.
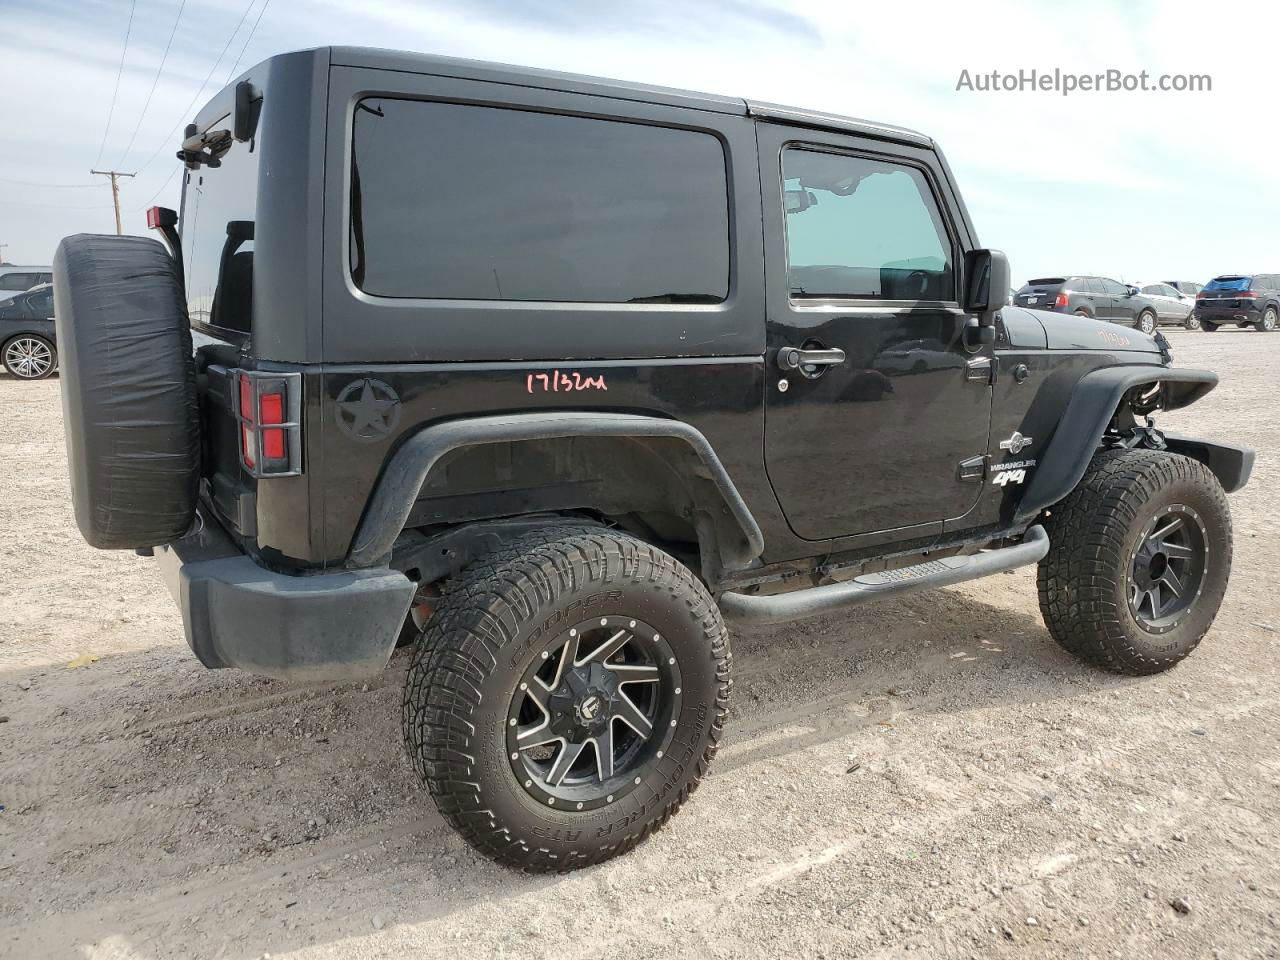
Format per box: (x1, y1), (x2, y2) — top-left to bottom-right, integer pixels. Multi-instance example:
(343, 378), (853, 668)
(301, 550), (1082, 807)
(1037, 449), (1232, 676)
(1200, 321), (1218, 332)
(1256, 307), (1277, 332)
(2, 335), (57, 380)
(1137, 311), (1157, 335)
(1183, 313), (1201, 330)
(402, 524), (730, 872)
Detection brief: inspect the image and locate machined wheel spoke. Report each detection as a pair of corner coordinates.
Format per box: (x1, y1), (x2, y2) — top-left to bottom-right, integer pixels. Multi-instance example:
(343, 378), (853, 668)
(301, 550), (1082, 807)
(1158, 540), (1195, 560)
(547, 739), (589, 786)
(517, 721), (558, 749)
(592, 725), (616, 780)
(606, 662), (660, 683)
(1150, 517), (1183, 542)
(613, 690), (654, 738)
(1159, 566), (1184, 598)
(577, 628), (629, 666)
(548, 634), (579, 689)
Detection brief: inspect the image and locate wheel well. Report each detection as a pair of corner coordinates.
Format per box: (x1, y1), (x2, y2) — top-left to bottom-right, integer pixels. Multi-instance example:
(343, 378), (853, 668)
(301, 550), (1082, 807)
(352, 418), (764, 585)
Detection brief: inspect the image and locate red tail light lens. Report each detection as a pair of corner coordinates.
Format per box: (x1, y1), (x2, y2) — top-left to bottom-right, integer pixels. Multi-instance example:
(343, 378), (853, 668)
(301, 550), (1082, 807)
(1197, 290), (1207, 299)
(1054, 292), (1069, 307)
(1240, 290), (1257, 299)
(234, 371), (301, 477)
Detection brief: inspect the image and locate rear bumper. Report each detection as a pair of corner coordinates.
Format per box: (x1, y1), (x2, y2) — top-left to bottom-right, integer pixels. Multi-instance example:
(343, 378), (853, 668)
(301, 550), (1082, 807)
(155, 507), (415, 681)
(1196, 305), (1261, 324)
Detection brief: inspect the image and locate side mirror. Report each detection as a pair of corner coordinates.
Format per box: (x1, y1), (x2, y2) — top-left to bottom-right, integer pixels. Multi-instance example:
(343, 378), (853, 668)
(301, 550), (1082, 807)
(1126, 285), (1140, 297)
(963, 248), (1010, 327)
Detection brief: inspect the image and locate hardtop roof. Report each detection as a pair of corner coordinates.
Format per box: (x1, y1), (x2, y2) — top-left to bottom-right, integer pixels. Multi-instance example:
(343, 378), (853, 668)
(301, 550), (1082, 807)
(209, 46), (933, 148)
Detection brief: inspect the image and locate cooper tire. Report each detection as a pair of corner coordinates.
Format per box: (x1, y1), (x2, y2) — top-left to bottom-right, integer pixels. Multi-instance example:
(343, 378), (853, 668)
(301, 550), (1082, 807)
(402, 524), (730, 872)
(2, 334), (57, 380)
(1037, 449), (1232, 676)
(53, 234), (198, 549)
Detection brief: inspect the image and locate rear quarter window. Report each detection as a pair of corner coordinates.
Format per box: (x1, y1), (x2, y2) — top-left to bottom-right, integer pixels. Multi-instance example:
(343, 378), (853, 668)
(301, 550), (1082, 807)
(348, 98), (730, 304)
(180, 124), (258, 335)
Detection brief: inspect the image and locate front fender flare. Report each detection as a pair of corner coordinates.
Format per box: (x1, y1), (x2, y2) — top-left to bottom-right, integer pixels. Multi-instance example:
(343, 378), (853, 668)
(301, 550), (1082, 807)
(1014, 365), (1219, 523)
(345, 412), (765, 571)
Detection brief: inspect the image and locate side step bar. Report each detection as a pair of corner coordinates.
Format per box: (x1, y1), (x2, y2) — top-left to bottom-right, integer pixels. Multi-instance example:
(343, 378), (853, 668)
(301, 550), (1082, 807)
(718, 525), (1049, 624)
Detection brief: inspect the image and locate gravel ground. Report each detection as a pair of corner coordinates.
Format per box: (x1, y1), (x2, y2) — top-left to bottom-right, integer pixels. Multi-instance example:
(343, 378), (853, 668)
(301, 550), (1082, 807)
(1, 328), (1277, 960)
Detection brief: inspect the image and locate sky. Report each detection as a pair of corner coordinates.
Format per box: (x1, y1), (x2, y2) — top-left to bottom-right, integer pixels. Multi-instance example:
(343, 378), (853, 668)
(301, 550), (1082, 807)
(1, 0), (1276, 287)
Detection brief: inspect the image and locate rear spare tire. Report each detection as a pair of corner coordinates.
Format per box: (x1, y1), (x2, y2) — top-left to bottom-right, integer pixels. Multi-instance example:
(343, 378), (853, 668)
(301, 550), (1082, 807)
(53, 234), (199, 549)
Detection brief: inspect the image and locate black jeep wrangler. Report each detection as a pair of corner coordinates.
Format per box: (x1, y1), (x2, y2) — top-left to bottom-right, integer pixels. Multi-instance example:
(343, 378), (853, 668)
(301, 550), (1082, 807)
(53, 48), (1253, 872)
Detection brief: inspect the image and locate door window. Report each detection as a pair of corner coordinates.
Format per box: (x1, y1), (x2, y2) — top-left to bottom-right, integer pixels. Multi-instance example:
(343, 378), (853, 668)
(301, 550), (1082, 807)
(1099, 278), (1128, 296)
(1084, 277), (1106, 295)
(780, 148), (954, 302)
(0, 273), (37, 291)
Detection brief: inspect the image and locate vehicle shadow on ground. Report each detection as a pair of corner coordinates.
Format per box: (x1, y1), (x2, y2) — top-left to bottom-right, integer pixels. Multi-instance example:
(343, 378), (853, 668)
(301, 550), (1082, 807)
(1, 585), (1142, 959)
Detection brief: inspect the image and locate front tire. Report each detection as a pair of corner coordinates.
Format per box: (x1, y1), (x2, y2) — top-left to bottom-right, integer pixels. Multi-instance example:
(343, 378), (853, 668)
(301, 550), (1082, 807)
(1037, 449), (1232, 675)
(1256, 307), (1277, 332)
(402, 525), (730, 872)
(1137, 311), (1157, 335)
(2, 335), (57, 379)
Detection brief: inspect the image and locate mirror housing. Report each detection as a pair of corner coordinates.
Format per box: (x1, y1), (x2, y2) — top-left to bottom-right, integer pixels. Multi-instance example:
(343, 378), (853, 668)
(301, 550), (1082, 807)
(963, 248), (1010, 327)
(1126, 284), (1140, 297)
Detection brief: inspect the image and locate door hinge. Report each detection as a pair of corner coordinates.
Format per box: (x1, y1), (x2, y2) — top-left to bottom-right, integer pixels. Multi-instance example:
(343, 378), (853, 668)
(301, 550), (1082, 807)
(965, 355), (998, 384)
(958, 455), (988, 481)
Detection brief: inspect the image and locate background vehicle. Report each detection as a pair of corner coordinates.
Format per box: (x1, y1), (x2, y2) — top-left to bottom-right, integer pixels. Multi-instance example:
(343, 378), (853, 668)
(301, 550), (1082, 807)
(0, 266), (53, 299)
(1196, 275), (1280, 332)
(53, 48), (1252, 873)
(0, 282), (56, 379)
(1012, 276), (1160, 333)
(1165, 280), (1203, 298)
(1138, 282), (1198, 328)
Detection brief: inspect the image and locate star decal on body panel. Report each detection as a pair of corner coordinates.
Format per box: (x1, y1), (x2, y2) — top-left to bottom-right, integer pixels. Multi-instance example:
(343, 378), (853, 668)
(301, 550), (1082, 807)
(335, 378), (402, 441)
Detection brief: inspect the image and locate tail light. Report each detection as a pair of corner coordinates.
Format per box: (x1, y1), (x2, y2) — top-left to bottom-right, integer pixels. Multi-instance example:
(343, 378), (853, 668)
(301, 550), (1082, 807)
(1240, 290), (1257, 299)
(234, 370), (302, 477)
(1054, 292), (1069, 308)
(1197, 290), (1207, 299)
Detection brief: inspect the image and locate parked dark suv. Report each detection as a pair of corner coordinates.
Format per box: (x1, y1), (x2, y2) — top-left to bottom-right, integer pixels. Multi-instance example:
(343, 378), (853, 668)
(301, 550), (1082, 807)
(52, 48), (1252, 873)
(1196, 275), (1280, 332)
(1013, 276), (1160, 334)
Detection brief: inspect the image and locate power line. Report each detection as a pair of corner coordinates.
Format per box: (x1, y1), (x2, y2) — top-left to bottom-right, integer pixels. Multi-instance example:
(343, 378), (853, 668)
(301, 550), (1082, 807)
(0, 176), (101, 189)
(93, 0), (139, 168)
(130, 0), (259, 180)
(226, 0), (273, 82)
(117, 0), (189, 167)
(136, 164), (183, 212)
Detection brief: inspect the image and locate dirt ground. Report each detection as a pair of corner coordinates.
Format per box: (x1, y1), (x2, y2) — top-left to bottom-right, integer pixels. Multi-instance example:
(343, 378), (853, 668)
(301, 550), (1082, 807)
(1, 328), (1277, 960)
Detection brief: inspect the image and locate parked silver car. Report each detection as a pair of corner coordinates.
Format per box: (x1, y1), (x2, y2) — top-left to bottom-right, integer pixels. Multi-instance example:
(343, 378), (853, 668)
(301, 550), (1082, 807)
(1138, 282), (1199, 329)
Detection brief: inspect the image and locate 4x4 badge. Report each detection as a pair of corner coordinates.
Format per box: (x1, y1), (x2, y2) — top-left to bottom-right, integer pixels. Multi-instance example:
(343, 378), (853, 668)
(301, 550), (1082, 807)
(999, 431), (1033, 455)
(336, 378), (401, 441)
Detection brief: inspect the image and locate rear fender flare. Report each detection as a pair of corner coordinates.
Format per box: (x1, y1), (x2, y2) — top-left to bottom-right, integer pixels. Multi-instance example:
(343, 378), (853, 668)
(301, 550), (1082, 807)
(345, 412), (765, 574)
(1014, 365), (1219, 523)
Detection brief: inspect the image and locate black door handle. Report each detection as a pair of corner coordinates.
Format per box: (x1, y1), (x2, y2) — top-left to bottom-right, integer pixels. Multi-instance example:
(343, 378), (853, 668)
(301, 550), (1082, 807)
(777, 346), (846, 371)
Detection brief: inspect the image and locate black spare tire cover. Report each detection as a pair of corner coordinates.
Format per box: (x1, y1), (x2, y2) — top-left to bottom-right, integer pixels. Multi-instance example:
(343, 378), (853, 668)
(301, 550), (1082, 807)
(53, 234), (199, 549)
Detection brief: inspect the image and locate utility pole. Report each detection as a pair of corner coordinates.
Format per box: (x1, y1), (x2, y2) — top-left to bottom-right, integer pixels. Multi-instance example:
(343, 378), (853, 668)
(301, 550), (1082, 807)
(0, 243), (8, 265)
(89, 169), (136, 235)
